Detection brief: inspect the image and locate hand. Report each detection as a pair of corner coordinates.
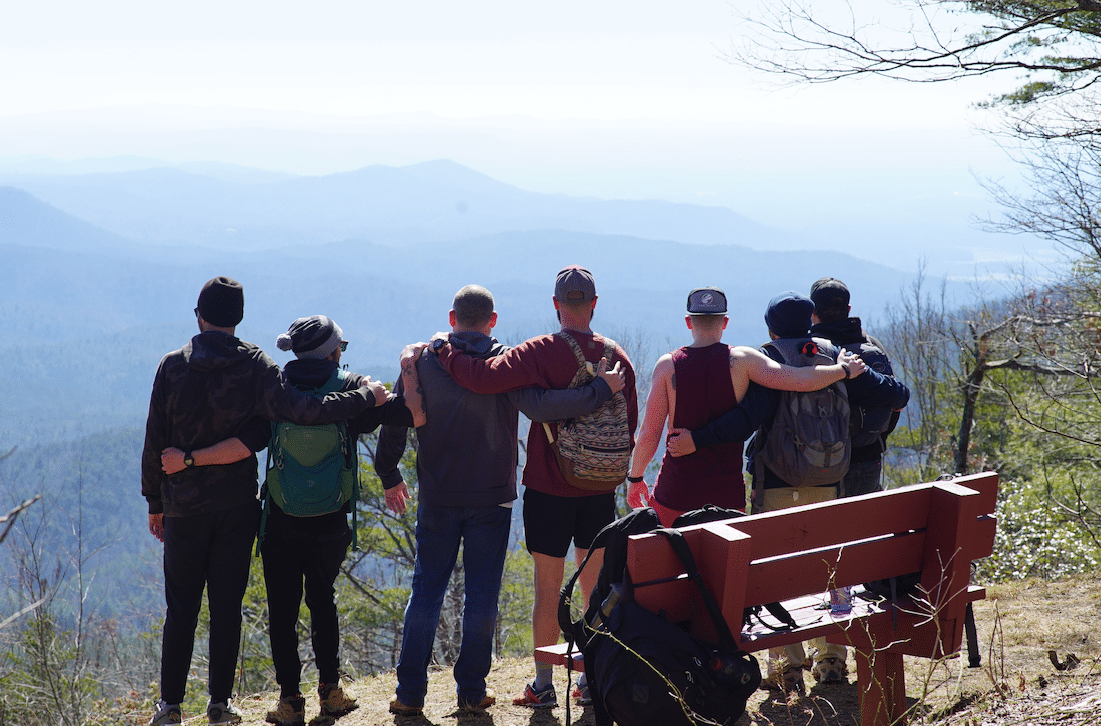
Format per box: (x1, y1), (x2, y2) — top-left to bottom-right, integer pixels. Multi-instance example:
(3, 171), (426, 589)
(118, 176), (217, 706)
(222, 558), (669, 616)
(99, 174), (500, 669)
(837, 349), (866, 379)
(596, 358), (625, 395)
(361, 376), (391, 406)
(385, 482), (412, 515)
(148, 513), (165, 542)
(401, 342), (427, 367)
(627, 478), (650, 509)
(665, 428), (697, 457)
(428, 332), (451, 353)
(161, 447), (186, 475)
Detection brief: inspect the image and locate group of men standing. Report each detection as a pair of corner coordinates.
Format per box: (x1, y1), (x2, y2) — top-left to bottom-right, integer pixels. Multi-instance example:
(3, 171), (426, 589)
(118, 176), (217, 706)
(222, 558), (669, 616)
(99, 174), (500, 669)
(141, 268), (907, 724)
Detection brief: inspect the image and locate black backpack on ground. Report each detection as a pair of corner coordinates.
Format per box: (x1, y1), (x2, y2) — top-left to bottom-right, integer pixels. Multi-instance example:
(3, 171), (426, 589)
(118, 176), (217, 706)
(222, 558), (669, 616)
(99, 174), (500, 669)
(558, 508), (762, 726)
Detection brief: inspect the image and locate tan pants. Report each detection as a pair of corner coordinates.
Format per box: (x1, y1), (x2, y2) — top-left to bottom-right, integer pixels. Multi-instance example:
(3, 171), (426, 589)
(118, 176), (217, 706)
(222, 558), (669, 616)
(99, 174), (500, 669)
(756, 485), (847, 678)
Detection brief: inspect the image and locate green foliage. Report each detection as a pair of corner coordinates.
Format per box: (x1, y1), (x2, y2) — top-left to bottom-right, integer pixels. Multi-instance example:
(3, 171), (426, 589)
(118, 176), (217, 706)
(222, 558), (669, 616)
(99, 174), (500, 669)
(496, 548), (535, 657)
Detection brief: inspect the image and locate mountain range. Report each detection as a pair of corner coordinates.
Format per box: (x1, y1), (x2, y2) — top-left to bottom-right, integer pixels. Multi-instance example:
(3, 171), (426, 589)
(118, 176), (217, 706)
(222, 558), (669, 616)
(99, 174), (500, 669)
(0, 158), (960, 448)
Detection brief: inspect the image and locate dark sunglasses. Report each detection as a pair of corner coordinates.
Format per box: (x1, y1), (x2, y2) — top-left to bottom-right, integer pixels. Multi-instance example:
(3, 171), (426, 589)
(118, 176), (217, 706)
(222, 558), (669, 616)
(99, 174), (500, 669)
(340, 341), (348, 352)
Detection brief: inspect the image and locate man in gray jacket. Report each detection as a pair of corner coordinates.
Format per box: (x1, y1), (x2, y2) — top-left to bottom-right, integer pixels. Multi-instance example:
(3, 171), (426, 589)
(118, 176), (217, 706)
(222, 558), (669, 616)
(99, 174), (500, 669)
(377, 284), (624, 717)
(141, 277), (386, 726)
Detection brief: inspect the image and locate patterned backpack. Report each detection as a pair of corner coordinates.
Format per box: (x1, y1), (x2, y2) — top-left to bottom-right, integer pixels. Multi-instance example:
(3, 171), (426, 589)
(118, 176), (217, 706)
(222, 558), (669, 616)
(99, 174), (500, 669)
(543, 332), (632, 492)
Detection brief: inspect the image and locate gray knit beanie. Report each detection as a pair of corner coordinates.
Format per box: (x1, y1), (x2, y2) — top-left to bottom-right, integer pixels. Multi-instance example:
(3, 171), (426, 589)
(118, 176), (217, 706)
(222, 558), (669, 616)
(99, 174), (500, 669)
(276, 315), (344, 359)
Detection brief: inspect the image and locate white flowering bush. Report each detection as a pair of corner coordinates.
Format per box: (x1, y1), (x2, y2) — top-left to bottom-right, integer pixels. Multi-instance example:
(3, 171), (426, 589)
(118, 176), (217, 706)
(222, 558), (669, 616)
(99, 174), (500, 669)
(977, 478), (1100, 583)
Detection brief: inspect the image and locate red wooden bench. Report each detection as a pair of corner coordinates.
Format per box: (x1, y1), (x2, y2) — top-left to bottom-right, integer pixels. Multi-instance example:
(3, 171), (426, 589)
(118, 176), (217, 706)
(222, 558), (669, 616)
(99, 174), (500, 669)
(536, 471), (999, 726)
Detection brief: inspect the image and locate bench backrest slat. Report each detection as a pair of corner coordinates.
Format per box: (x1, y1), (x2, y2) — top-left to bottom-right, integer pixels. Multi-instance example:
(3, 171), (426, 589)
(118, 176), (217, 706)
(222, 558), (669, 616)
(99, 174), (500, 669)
(625, 473), (999, 651)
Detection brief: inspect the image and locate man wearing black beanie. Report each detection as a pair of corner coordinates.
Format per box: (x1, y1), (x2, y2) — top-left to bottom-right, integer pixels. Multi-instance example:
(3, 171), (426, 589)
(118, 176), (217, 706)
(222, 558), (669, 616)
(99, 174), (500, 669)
(141, 277), (389, 726)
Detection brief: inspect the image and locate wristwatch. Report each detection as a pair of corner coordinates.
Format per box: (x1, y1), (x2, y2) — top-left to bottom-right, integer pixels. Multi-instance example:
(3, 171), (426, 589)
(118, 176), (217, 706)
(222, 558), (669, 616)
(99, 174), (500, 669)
(183, 452), (195, 468)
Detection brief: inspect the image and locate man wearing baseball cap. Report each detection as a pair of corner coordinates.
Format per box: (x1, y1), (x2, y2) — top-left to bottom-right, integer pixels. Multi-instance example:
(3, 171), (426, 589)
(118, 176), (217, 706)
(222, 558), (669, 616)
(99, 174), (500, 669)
(627, 287), (863, 526)
(809, 277), (908, 498)
(433, 265), (638, 709)
(141, 278), (388, 726)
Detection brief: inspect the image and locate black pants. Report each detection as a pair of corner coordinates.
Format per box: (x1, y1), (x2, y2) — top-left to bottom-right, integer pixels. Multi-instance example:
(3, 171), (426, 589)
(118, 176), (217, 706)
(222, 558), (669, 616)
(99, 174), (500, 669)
(260, 509), (351, 697)
(161, 500), (260, 704)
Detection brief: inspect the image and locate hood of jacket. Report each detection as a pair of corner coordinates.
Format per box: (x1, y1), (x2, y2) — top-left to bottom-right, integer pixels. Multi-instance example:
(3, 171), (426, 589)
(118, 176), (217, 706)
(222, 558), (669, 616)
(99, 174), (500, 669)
(448, 331), (508, 360)
(185, 331), (255, 372)
(283, 357), (341, 390)
(810, 317), (865, 347)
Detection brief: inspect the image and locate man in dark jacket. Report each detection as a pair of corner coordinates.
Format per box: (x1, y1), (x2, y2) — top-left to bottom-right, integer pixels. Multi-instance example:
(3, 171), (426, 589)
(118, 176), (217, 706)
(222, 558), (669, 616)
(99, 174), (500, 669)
(809, 277), (904, 497)
(141, 277), (385, 726)
(377, 284), (624, 717)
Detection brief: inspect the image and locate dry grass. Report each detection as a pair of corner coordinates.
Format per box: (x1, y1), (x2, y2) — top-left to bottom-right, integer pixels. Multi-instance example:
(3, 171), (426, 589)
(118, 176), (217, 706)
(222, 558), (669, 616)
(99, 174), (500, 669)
(120, 574), (1101, 725)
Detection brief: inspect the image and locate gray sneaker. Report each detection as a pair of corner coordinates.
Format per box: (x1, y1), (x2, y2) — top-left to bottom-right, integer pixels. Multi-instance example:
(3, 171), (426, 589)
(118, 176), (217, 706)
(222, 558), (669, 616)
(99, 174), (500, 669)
(148, 700), (182, 726)
(207, 699), (243, 725)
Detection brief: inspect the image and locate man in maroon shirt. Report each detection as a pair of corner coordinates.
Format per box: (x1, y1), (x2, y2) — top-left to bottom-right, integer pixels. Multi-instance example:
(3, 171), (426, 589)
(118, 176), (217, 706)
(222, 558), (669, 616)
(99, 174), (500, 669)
(627, 287), (863, 527)
(434, 265), (638, 709)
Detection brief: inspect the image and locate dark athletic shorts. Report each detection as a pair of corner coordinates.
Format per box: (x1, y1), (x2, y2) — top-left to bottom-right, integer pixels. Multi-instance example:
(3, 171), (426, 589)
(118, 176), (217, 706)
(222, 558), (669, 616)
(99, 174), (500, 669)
(522, 487), (616, 557)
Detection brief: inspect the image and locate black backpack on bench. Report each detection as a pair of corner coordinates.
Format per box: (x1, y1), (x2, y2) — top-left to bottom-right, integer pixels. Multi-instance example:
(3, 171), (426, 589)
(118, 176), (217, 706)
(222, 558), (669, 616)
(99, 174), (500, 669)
(558, 508), (761, 726)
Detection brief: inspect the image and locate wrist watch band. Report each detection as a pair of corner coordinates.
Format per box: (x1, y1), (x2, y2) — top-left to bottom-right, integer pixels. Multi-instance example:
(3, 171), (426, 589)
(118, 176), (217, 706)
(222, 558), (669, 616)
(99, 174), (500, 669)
(183, 452), (195, 468)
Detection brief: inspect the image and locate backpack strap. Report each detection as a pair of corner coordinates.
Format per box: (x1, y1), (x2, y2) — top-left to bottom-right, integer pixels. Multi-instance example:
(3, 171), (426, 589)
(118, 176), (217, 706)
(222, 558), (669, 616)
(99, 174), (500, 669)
(543, 332), (616, 444)
(654, 528), (739, 651)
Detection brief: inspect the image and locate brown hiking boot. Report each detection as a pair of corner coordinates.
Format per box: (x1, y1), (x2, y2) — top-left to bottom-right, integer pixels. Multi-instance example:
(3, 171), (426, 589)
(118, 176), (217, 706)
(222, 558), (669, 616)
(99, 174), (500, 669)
(318, 683), (359, 717)
(265, 695), (305, 726)
(761, 666), (805, 694)
(388, 698), (423, 717)
(458, 689), (496, 713)
(813, 656), (849, 685)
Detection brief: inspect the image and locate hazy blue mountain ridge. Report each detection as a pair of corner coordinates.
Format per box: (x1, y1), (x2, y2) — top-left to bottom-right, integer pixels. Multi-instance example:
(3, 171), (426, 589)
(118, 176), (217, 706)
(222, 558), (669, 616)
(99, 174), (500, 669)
(0, 159), (793, 252)
(0, 159), (938, 448)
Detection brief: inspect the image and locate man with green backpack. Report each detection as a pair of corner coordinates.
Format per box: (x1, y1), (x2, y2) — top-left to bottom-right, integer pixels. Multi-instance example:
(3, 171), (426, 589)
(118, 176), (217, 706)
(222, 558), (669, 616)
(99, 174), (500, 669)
(163, 314), (421, 726)
(260, 315), (424, 726)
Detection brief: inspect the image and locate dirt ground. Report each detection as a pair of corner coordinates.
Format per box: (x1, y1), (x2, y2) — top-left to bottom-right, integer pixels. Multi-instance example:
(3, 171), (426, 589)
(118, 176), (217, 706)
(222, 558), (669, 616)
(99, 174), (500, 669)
(145, 574), (1101, 725)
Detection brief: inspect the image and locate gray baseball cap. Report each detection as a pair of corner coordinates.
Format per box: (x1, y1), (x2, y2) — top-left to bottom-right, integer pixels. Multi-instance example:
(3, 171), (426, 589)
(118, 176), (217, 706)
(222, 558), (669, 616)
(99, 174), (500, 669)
(554, 265), (596, 302)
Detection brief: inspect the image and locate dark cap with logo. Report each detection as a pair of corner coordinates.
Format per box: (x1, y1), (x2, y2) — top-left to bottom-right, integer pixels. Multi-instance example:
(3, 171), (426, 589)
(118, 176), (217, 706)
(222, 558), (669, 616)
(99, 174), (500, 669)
(554, 265), (596, 302)
(687, 287), (727, 315)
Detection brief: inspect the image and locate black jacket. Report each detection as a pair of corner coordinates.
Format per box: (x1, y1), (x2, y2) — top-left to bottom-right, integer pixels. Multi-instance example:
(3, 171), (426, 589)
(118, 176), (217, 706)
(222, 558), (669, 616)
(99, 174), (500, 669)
(141, 331), (374, 517)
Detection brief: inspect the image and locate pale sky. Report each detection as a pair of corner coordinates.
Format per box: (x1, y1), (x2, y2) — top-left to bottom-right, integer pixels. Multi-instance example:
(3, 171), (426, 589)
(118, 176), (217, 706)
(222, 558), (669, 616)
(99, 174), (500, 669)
(1, 0), (987, 123)
(0, 0), (1049, 273)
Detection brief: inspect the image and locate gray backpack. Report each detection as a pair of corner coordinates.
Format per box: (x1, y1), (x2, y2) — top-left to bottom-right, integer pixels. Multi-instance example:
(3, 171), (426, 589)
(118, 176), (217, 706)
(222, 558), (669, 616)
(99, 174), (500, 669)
(753, 337), (851, 489)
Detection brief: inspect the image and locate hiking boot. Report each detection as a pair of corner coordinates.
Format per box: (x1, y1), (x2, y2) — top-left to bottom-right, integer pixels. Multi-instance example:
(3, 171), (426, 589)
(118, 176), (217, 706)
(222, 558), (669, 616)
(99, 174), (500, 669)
(206, 699), (242, 725)
(389, 698), (423, 717)
(512, 682), (558, 708)
(572, 676), (592, 706)
(761, 667), (805, 694)
(148, 700), (182, 726)
(265, 694), (305, 726)
(457, 688), (496, 713)
(813, 656), (849, 685)
(318, 682), (359, 717)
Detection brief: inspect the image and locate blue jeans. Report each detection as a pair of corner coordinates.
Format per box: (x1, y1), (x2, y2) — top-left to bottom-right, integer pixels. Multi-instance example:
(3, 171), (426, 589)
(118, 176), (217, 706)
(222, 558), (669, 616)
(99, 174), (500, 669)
(395, 503), (511, 707)
(841, 459), (883, 498)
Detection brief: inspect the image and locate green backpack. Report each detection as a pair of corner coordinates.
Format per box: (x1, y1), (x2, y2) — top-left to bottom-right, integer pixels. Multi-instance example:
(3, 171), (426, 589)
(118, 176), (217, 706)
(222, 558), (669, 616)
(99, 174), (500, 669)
(258, 369), (359, 552)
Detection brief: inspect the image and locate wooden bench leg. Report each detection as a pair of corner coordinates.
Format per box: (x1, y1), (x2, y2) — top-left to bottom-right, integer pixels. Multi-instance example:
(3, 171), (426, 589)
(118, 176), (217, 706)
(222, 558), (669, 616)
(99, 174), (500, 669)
(856, 649), (907, 726)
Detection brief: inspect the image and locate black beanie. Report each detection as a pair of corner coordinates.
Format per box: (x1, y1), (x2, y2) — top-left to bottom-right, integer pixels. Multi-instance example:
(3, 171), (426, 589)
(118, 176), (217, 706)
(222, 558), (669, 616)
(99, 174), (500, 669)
(764, 291), (814, 338)
(197, 277), (244, 327)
